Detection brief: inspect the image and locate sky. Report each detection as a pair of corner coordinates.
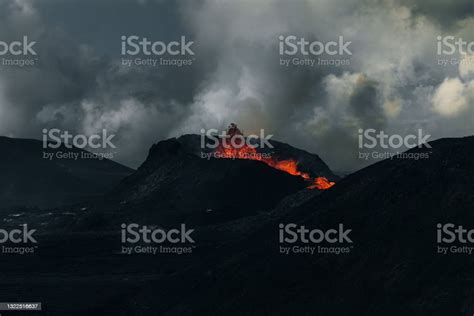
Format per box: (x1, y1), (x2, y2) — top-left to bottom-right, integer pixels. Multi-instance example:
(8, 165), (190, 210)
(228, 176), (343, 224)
(0, 0), (473, 172)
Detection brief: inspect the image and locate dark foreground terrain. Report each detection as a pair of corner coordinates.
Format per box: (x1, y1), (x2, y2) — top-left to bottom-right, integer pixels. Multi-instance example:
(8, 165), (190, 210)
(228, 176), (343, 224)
(0, 136), (133, 209)
(0, 136), (473, 315)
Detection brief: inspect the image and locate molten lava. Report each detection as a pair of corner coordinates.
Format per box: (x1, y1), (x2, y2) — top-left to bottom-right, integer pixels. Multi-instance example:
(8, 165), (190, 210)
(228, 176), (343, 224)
(213, 124), (335, 190)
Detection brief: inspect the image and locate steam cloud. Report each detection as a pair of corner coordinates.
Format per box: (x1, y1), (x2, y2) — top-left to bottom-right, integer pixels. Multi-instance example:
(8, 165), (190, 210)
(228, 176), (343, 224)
(0, 0), (473, 171)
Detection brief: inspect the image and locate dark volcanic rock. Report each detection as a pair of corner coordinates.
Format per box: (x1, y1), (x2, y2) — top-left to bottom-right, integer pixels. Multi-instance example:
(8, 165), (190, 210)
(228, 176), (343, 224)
(177, 134), (338, 182)
(157, 136), (474, 315)
(109, 137), (308, 225)
(1, 136), (473, 316)
(0, 136), (133, 209)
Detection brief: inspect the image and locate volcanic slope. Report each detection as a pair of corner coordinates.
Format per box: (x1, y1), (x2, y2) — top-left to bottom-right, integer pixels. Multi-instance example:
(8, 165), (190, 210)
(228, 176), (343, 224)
(159, 135), (474, 315)
(0, 136), (133, 209)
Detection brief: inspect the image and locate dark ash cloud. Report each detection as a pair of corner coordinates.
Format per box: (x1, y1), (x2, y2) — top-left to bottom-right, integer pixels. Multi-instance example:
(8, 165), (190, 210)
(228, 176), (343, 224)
(0, 0), (473, 172)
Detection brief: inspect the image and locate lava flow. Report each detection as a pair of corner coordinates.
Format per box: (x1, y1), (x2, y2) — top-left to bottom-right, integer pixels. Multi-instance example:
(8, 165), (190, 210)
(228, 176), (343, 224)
(214, 124), (335, 190)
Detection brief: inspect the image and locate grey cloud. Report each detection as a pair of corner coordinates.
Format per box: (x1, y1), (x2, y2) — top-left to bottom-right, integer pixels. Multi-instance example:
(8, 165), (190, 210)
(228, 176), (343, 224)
(0, 0), (472, 172)
(400, 0), (473, 27)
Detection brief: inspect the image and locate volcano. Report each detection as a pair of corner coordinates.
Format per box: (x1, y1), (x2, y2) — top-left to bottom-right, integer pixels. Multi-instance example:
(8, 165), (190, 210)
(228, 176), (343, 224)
(61, 125), (339, 228)
(103, 131), (337, 226)
(209, 123), (335, 189)
(153, 135), (474, 315)
(0, 135), (473, 315)
(0, 129), (338, 229)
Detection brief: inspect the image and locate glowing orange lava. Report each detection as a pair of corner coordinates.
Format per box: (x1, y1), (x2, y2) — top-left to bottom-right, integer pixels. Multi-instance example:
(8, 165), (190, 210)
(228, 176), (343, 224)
(307, 176), (335, 190)
(214, 141), (335, 190)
